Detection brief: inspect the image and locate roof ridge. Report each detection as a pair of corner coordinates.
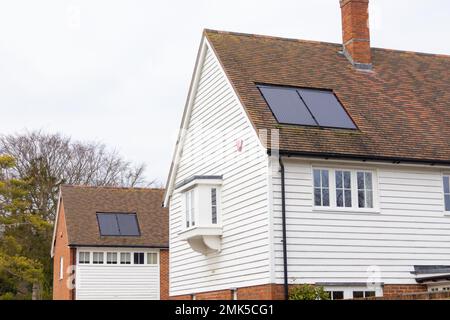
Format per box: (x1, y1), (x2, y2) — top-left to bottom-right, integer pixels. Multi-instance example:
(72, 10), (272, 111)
(204, 28), (341, 47)
(204, 28), (450, 59)
(61, 184), (164, 191)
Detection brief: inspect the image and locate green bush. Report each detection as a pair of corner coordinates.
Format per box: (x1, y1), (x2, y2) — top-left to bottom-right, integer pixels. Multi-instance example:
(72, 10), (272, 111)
(289, 284), (330, 300)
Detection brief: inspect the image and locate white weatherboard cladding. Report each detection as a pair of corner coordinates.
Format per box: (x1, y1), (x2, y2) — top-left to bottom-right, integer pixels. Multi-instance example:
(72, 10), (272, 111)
(169, 44), (270, 296)
(272, 159), (450, 285)
(75, 249), (160, 300)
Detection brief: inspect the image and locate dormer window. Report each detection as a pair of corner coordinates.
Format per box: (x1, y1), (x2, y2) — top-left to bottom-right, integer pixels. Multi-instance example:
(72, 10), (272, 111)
(175, 176), (223, 254)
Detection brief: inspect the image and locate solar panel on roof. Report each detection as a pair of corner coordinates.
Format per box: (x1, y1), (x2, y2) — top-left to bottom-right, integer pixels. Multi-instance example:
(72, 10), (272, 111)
(297, 88), (356, 129)
(116, 214), (140, 236)
(258, 86), (317, 126)
(97, 213), (120, 236)
(97, 213), (140, 236)
(257, 84), (356, 129)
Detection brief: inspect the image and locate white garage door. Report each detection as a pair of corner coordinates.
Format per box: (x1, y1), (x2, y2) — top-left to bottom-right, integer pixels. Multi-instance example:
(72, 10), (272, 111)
(75, 250), (160, 300)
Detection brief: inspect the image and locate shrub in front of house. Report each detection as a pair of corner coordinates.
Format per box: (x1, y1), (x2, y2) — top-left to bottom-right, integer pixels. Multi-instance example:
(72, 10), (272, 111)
(289, 284), (330, 300)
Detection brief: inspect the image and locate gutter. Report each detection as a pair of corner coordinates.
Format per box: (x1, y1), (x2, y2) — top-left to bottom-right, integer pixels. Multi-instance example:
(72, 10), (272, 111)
(268, 149), (450, 167)
(279, 156), (289, 300)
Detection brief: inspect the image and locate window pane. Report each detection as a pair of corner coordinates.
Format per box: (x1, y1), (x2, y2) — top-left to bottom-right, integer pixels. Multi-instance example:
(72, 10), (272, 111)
(344, 171), (351, 189)
(445, 195), (450, 212)
(344, 190), (352, 207)
(444, 176), (450, 194)
(93, 252), (104, 264)
(365, 291), (376, 298)
(107, 252), (117, 264)
(336, 171), (343, 189)
(147, 253), (157, 265)
(336, 189), (343, 207)
(211, 188), (217, 224)
(353, 291), (364, 299)
(185, 192), (190, 228)
(120, 253), (131, 264)
(358, 191), (365, 208)
(313, 170), (321, 187)
(357, 172), (364, 190)
(322, 188), (330, 206)
(79, 252), (90, 264)
(332, 291), (344, 300)
(314, 188), (322, 206)
(190, 191), (195, 227)
(322, 170), (329, 188)
(365, 172), (373, 190)
(366, 190), (374, 208)
(134, 252), (144, 264)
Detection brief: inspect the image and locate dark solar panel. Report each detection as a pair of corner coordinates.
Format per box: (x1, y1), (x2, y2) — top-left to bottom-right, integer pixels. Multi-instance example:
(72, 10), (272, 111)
(297, 88), (356, 129)
(258, 86), (317, 126)
(258, 84), (356, 129)
(97, 213), (140, 236)
(116, 214), (140, 236)
(97, 213), (120, 236)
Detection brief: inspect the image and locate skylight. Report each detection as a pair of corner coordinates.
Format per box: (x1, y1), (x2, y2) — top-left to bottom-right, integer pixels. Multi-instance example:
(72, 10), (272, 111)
(258, 85), (356, 129)
(97, 213), (140, 236)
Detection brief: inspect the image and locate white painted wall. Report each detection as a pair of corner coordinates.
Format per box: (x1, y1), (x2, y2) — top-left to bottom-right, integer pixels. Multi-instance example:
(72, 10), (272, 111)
(75, 248), (160, 300)
(272, 158), (450, 285)
(168, 41), (271, 296)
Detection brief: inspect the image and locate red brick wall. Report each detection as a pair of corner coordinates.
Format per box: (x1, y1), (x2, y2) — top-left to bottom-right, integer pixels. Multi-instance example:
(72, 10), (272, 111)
(170, 284), (285, 300)
(52, 201), (75, 300)
(169, 283), (433, 300)
(196, 290), (233, 300)
(160, 249), (169, 300)
(383, 284), (427, 298)
(340, 0), (372, 65)
(237, 284), (284, 300)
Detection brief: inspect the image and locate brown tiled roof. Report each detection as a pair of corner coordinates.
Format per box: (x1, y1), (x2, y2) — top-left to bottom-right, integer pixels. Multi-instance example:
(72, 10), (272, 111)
(60, 185), (168, 248)
(205, 29), (450, 163)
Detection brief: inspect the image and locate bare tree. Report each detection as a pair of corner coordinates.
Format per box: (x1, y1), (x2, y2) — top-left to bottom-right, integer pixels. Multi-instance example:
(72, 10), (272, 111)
(0, 131), (151, 221)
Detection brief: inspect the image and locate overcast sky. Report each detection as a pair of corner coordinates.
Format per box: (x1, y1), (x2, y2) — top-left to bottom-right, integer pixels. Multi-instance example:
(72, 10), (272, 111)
(1, 0), (449, 184)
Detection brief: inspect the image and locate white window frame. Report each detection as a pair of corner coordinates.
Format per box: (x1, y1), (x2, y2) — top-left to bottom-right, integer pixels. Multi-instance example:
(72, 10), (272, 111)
(185, 189), (196, 229)
(323, 286), (383, 300)
(147, 252), (158, 265)
(211, 187), (218, 225)
(78, 251), (90, 264)
(312, 166), (379, 213)
(92, 252), (104, 264)
(106, 252), (118, 264)
(120, 252), (131, 265)
(133, 252), (145, 265)
(59, 256), (64, 280)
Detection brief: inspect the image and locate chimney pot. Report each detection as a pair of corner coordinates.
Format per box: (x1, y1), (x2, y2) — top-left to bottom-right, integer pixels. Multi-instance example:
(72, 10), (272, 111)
(340, 0), (372, 70)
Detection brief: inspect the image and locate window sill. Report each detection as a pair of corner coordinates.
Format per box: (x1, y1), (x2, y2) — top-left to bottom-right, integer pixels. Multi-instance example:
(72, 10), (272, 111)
(313, 207), (380, 214)
(179, 225), (223, 255)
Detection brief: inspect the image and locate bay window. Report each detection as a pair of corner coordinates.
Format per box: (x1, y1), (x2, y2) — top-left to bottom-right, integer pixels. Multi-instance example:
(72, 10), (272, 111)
(313, 168), (376, 211)
(177, 176), (223, 254)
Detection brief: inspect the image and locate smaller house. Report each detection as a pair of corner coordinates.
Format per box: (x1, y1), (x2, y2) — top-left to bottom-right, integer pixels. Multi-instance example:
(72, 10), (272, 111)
(51, 186), (168, 300)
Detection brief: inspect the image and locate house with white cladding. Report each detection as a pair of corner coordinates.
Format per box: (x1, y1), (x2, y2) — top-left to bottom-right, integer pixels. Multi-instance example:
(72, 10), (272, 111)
(164, 0), (450, 300)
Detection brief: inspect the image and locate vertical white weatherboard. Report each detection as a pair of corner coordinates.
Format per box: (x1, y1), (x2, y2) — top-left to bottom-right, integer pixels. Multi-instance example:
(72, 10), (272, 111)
(169, 41), (271, 297)
(272, 158), (450, 285)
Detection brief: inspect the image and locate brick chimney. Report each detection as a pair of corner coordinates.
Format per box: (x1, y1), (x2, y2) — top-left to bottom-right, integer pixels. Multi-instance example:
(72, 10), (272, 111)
(340, 0), (372, 70)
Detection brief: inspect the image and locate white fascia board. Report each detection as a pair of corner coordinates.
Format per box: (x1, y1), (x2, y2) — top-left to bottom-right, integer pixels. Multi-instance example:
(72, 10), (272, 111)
(50, 188), (62, 258)
(163, 34), (266, 207)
